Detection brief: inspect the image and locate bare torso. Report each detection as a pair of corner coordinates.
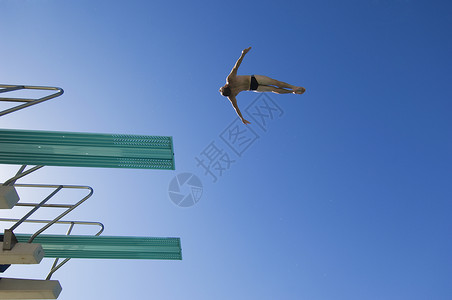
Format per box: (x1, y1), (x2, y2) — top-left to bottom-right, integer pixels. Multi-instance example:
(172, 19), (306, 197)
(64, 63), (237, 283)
(227, 75), (251, 96)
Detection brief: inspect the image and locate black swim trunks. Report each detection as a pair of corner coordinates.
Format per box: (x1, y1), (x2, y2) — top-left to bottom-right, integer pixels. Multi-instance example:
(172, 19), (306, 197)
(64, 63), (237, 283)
(250, 75), (259, 90)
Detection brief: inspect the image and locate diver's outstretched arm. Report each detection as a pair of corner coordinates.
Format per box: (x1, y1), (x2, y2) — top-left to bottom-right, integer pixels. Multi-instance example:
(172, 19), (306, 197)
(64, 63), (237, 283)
(229, 95), (251, 125)
(227, 47), (252, 80)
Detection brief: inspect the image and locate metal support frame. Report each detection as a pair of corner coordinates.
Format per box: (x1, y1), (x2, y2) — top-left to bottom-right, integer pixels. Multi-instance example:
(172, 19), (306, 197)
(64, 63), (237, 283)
(2, 165), (43, 187)
(0, 84), (63, 117)
(5, 183), (94, 243)
(0, 218), (104, 279)
(1, 166), (94, 250)
(8, 186), (63, 233)
(0, 164), (97, 278)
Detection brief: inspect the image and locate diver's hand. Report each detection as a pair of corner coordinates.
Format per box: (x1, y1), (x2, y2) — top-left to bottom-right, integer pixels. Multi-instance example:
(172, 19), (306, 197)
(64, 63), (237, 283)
(242, 47), (252, 54)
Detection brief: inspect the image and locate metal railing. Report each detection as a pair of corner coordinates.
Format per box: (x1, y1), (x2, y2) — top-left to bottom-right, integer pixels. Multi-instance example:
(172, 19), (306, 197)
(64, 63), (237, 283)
(0, 218), (104, 279)
(1, 164), (99, 278)
(0, 84), (63, 117)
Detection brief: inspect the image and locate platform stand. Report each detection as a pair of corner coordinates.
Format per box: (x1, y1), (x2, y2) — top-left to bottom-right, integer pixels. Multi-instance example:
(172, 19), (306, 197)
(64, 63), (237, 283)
(0, 277), (62, 299)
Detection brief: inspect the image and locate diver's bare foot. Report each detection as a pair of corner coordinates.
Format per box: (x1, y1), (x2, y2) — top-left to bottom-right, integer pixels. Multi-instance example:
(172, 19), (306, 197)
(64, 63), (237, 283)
(293, 87), (306, 94)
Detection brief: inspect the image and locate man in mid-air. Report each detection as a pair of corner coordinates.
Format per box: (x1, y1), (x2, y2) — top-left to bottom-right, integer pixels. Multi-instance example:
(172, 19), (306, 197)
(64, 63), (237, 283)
(219, 47), (306, 125)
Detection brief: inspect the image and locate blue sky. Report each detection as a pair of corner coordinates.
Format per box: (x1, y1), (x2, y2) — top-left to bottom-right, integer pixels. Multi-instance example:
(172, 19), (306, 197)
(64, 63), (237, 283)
(1, 1), (451, 299)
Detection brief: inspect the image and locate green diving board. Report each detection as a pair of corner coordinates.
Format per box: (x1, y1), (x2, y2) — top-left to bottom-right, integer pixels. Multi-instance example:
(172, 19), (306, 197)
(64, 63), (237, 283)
(15, 234), (182, 260)
(0, 129), (175, 170)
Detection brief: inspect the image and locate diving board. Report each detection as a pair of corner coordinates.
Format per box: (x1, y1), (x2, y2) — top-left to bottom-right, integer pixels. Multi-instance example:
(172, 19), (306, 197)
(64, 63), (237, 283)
(15, 234), (182, 260)
(0, 129), (175, 170)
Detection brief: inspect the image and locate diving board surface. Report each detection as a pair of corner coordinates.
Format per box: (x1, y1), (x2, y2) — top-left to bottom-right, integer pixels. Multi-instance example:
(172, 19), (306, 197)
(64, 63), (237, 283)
(0, 129), (175, 170)
(15, 234), (182, 260)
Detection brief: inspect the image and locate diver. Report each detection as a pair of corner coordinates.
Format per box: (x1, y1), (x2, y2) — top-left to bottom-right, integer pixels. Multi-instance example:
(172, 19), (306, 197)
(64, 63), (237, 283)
(219, 47), (306, 125)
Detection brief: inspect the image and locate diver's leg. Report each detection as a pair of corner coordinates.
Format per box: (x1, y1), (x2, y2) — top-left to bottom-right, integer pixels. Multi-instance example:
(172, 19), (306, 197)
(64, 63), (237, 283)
(254, 75), (296, 89)
(256, 85), (294, 94)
